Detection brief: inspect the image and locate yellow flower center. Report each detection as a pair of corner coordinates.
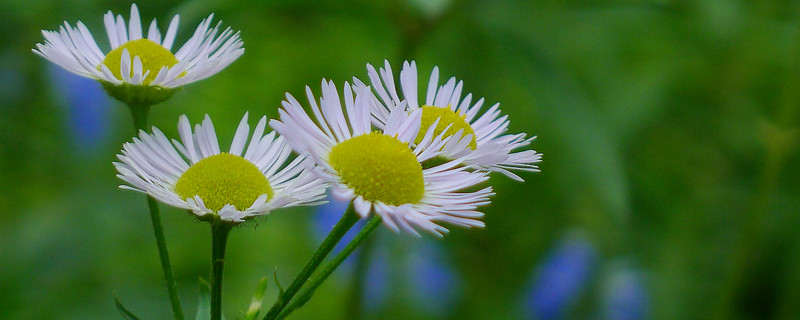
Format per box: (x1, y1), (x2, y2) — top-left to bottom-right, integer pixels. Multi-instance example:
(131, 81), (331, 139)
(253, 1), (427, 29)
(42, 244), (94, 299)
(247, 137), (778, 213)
(329, 132), (424, 206)
(101, 39), (179, 85)
(415, 105), (477, 149)
(174, 153), (273, 212)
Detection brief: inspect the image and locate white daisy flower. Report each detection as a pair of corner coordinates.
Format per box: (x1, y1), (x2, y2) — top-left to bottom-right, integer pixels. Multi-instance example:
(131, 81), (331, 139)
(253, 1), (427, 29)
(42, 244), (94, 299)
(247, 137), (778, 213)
(357, 60), (542, 181)
(115, 113), (327, 223)
(270, 79), (494, 236)
(33, 3), (244, 106)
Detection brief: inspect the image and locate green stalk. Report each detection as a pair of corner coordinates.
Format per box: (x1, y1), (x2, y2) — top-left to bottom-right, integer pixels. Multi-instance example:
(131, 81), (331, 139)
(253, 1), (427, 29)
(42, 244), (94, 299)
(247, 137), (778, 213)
(211, 221), (232, 320)
(129, 104), (185, 320)
(277, 216), (382, 320)
(262, 203), (360, 320)
(129, 104), (151, 133)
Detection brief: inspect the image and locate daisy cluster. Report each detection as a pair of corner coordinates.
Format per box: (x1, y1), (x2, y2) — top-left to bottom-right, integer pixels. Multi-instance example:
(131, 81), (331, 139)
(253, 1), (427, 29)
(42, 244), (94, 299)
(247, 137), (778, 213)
(35, 4), (540, 236)
(112, 61), (539, 235)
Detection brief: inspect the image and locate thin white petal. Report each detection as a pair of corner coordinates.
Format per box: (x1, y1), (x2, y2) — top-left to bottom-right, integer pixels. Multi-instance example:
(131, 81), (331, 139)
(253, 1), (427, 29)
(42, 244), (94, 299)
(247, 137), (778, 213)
(128, 3), (142, 40)
(229, 112), (250, 156)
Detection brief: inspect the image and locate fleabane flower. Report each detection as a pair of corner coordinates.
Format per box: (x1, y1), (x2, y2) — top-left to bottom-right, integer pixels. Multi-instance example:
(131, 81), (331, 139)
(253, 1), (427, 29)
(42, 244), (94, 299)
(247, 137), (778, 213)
(33, 4), (243, 106)
(270, 79), (493, 236)
(357, 60), (542, 181)
(115, 113), (326, 223)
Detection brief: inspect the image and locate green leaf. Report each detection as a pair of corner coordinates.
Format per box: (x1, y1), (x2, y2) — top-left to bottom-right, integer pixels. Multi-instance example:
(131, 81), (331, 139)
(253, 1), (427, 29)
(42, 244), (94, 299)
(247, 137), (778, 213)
(195, 278), (211, 320)
(273, 268), (285, 296)
(242, 277), (270, 320)
(114, 293), (141, 320)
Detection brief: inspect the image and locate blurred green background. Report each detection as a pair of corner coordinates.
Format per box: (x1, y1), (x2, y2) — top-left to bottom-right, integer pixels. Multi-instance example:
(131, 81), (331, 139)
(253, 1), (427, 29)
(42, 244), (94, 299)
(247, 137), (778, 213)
(2, 0), (800, 319)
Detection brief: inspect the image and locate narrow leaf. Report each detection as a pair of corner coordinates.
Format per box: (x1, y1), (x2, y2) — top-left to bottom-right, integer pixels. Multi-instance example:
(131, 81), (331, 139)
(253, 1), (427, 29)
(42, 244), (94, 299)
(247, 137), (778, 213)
(242, 277), (270, 320)
(114, 293), (141, 320)
(273, 268), (285, 296)
(195, 277), (211, 320)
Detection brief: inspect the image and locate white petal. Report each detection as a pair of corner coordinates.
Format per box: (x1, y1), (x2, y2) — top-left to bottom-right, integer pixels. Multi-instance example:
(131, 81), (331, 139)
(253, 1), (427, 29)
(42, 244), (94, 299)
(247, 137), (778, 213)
(128, 3), (142, 40)
(104, 10), (121, 47)
(400, 60), (419, 109)
(147, 19), (162, 44)
(229, 112), (250, 156)
(426, 66), (439, 105)
(162, 15), (180, 50)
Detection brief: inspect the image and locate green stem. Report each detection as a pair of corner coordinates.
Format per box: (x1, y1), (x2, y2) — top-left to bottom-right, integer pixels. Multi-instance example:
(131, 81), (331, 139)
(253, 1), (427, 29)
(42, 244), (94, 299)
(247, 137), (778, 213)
(211, 222), (232, 320)
(262, 203), (360, 320)
(130, 105), (185, 320)
(129, 104), (152, 133)
(277, 216), (382, 320)
(147, 195), (185, 320)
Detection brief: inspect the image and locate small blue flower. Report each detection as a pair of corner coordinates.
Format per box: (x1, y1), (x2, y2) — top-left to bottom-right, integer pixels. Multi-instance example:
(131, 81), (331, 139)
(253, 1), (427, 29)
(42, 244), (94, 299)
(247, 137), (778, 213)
(524, 232), (597, 320)
(47, 65), (110, 153)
